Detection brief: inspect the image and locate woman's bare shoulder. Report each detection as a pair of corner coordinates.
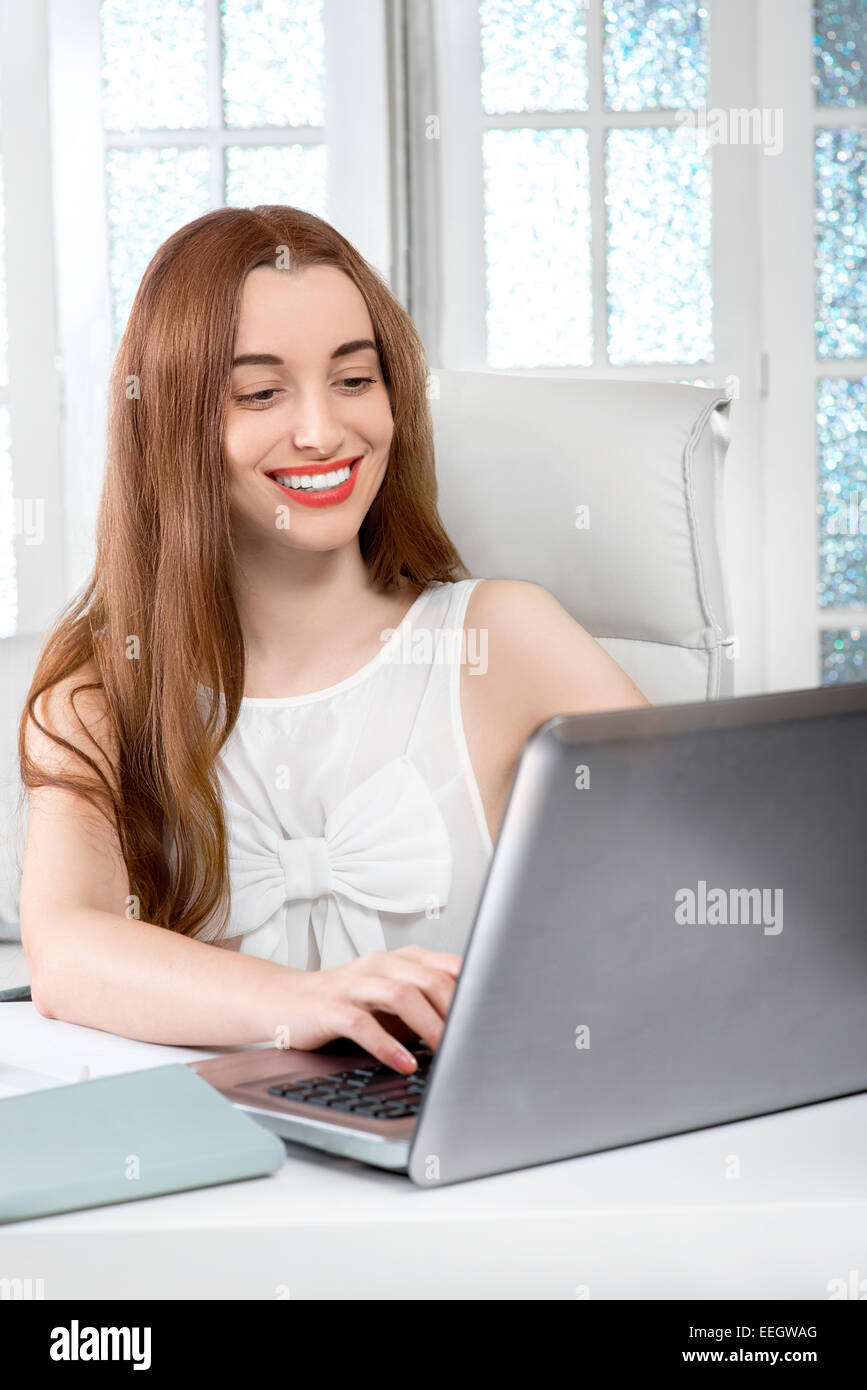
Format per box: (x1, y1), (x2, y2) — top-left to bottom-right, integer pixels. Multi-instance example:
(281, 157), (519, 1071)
(25, 657), (120, 792)
(464, 575), (649, 736)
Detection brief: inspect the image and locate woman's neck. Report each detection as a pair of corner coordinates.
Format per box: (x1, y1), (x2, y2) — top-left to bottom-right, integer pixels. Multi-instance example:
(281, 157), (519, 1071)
(231, 539), (420, 697)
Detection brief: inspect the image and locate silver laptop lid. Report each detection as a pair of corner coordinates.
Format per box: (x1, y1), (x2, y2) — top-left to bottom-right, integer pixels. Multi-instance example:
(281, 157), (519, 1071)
(409, 683), (867, 1187)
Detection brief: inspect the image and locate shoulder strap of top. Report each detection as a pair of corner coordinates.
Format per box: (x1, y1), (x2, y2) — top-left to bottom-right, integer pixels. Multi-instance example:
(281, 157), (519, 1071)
(449, 576), (485, 625)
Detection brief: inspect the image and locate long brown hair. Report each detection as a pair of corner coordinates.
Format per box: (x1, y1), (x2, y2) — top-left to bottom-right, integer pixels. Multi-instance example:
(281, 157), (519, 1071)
(18, 205), (469, 940)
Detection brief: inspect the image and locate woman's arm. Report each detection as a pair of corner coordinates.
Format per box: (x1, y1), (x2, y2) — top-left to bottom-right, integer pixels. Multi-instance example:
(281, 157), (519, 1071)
(20, 670), (459, 1066)
(461, 579), (651, 842)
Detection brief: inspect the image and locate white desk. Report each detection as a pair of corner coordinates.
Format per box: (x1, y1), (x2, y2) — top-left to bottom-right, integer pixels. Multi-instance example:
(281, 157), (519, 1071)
(1, 1003), (865, 1300)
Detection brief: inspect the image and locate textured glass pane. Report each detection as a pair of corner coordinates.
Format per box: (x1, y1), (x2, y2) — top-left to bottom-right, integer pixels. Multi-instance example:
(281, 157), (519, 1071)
(225, 146), (327, 215)
(483, 129), (592, 368)
(813, 0), (867, 107)
(100, 0), (207, 132)
(106, 148), (211, 346)
(817, 377), (867, 607)
(821, 628), (867, 682)
(480, 0), (588, 114)
(222, 0), (325, 128)
(606, 128), (713, 365)
(0, 157), (7, 389)
(816, 129), (867, 360)
(0, 406), (16, 638)
(603, 0), (709, 112)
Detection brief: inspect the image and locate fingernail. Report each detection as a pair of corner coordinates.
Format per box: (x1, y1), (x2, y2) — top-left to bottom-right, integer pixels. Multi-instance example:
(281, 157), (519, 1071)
(395, 1047), (417, 1070)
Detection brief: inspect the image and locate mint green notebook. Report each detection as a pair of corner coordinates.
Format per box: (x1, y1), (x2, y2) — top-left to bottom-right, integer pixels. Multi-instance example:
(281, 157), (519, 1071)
(0, 1062), (286, 1224)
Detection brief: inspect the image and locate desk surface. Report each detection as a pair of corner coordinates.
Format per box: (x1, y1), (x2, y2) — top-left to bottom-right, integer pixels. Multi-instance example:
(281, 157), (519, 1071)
(1, 1004), (865, 1299)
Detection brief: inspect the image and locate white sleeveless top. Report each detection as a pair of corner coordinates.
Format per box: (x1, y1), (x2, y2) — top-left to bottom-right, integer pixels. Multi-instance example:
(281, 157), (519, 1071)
(192, 578), (494, 970)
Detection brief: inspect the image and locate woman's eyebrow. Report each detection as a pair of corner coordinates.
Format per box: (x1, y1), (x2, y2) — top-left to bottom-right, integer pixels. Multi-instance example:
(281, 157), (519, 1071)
(231, 339), (377, 369)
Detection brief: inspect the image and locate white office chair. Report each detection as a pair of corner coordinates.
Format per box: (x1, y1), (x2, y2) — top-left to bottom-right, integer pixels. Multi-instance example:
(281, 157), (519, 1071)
(430, 368), (735, 705)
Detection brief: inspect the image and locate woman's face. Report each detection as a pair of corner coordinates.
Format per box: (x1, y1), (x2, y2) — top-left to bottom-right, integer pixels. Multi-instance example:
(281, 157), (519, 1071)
(223, 263), (394, 553)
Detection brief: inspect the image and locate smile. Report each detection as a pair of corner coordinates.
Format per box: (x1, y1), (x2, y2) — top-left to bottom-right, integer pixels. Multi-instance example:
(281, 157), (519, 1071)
(265, 456), (363, 508)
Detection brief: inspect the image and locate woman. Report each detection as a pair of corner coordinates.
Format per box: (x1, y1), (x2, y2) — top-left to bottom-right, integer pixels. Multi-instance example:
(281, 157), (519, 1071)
(18, 205), (648, 1072)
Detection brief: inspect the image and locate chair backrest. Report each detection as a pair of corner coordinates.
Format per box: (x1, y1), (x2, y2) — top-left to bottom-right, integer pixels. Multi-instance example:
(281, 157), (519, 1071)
(429, 368), (735, 705)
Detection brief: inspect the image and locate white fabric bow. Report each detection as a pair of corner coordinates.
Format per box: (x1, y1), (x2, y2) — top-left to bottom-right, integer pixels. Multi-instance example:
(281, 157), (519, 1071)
(223, 755), (453, 970)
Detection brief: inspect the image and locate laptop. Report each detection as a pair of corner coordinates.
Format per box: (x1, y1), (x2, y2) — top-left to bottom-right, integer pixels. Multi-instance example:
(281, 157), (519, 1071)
(190, 681), (867, 1187)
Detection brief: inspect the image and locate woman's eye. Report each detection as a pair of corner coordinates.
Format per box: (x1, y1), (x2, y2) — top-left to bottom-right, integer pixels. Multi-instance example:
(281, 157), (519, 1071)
(236, 389), (279, 407)
(338, 377), (376, 393)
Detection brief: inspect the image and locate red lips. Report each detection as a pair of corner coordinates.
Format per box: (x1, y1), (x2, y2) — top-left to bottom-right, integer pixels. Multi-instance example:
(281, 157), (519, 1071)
(266, 456), (361, 480)
(265, 457), (363, 509)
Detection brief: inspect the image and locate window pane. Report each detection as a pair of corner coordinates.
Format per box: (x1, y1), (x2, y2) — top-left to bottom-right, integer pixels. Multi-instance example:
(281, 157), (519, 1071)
(222, 0), (325, 128)
(817, 377), (867, 607)
(106, 148), (211, 345)
(602, 0), (709, 112)
(821, 628), (867, 682)
(100, 0), (207, 132)
(480, 0), (588, 114)
(0, 406), (15, 638)
(483, 129), (592, 367)
(225, 146), (327, 214)
(813, 0), (867, 108)
(816, 129), (867, 360)
(606, 128), (713, 364)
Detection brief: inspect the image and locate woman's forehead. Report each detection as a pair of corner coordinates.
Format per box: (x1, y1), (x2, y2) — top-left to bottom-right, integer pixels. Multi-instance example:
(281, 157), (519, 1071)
(234, 263), (374, 355)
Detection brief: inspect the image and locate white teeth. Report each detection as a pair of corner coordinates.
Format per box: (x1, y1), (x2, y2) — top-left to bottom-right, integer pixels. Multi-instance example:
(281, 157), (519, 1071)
(271, 463), (353, 492)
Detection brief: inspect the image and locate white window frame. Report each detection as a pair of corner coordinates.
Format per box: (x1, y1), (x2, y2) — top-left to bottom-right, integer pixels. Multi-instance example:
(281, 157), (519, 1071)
(0, 0), (64, 640)
(759, 0), (867, 692)
(48, 0), (393, 601)
(413, 0), (787, 698)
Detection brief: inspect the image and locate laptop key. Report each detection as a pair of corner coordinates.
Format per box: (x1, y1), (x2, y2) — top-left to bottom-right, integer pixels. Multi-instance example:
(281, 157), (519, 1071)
(362, 1081), (414, 1098)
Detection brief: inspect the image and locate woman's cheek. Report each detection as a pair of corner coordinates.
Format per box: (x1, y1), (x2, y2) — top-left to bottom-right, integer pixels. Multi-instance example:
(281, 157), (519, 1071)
(222, 413), (267, 472)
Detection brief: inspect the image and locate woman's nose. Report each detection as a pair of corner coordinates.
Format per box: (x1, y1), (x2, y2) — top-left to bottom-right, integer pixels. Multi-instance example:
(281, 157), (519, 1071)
(289, 387), (344, 454)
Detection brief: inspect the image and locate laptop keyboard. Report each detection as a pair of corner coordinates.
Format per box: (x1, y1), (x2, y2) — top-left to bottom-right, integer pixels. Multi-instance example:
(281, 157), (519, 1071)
(266, 1046), (433, 1121)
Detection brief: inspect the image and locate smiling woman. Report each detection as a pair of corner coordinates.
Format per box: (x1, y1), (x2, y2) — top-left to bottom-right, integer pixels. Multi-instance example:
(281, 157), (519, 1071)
(16, 204), (647, 1063)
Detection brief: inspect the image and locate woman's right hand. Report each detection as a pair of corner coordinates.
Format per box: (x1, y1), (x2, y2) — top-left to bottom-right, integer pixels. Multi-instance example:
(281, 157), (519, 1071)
(269, 945), (464, 1072)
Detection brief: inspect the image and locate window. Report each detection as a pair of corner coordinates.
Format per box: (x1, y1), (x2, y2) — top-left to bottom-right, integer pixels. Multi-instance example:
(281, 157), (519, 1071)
(99, 0), (329, 346)
(421, 0), (731, 376)
(482, 0), (713, 370)
(412, 0), (763, 691)
(813, 0), (867, 685)
(760, 0), (867, 691)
